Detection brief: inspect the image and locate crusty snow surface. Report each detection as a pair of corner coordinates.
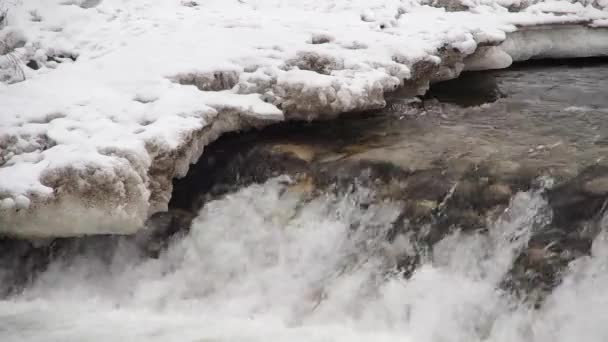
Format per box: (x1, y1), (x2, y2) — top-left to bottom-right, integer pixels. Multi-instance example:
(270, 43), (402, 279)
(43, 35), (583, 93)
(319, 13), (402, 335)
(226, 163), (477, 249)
(0, 0), (607, 237)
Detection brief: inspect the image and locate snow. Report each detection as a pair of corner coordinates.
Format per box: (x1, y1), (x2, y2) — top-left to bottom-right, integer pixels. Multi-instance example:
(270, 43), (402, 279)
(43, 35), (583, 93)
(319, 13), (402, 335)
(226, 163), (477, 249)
(0, 0), (607, 237)
(500, 25), (608, 61)
(464, 46), (514, 70)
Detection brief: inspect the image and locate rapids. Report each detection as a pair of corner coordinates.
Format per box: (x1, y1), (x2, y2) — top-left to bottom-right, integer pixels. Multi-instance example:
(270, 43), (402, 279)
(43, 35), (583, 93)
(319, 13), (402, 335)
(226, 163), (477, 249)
(0, 177), (607, 342)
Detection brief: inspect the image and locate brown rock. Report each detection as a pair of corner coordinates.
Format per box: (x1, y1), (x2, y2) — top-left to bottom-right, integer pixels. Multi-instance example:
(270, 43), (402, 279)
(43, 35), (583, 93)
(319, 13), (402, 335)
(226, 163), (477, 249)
(406, 200), (438, 221)
(271, 143), (317, 162)
(583, 176), (608, 196)
(484, 183), (512, 204)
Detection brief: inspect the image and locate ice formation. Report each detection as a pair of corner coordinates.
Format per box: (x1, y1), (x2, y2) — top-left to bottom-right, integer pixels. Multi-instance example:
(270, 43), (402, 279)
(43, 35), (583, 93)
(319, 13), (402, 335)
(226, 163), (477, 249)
(0, 0), (607, 237)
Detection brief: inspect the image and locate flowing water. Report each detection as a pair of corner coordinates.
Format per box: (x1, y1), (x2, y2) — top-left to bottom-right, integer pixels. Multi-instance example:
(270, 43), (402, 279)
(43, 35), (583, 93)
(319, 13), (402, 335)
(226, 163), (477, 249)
(1, 62), (608, 342)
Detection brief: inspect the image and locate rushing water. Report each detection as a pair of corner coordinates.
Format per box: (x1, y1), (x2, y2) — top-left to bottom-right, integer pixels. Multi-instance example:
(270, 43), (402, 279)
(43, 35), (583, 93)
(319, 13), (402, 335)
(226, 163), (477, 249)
(1, 178), (607, 342)
(1, 62), (608, 341)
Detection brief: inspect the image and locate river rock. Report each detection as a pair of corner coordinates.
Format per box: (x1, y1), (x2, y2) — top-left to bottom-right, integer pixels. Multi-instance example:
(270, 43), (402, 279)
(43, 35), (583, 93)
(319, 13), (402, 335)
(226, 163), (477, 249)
(548, 165), (608, 227)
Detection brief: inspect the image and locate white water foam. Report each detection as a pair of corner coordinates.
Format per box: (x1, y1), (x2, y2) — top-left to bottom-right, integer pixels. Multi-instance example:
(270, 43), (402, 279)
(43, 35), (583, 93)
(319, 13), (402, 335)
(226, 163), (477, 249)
(0, 177), (606, 342)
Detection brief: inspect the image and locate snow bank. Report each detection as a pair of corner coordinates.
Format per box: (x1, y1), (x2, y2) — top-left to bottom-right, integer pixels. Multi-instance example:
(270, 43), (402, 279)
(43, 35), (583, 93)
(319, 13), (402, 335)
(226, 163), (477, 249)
(0, 0), (607, 238)
(500, 25), (608, 61)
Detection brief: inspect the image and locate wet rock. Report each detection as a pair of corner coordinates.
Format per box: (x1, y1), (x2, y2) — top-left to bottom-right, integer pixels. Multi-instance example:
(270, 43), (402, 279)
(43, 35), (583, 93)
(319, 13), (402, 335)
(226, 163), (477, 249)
(170, 141), (311, 212)
(0, 239), (39, 296)
(403, 168), (454, 202)
(486, 160), (521, 179)
(484, 183), (512, 205)
(0, 235), (141, 297)
(504, 166), (608, 305)
(404, 200), (438, 222)
(287, 175), (316, 195)
(451, 179), (480, 208)
(0, 208), (200, 295)
(217, 145), (311, 189)
(135, 209), (195, 258)
(504, 229), (595, 305)
(548, 165), (608, 227)
(271, 143), (317, 162)
(582, 175), (608, 196)
(423, 72), (504, 107)
(312, 160), (410, 193)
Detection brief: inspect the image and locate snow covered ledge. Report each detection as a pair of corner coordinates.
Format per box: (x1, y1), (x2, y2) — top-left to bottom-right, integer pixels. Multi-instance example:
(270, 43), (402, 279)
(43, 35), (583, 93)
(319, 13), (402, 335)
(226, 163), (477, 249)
(1, 0), (608, 238)
(501, 24), (608, 62)
(465, 24), (608, 71)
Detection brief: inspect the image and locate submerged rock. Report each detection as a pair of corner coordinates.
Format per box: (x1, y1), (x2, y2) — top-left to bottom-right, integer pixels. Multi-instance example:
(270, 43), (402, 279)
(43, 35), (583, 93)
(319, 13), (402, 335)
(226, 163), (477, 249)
(500, 165), (608, 304)
(548, 165), (608, 227)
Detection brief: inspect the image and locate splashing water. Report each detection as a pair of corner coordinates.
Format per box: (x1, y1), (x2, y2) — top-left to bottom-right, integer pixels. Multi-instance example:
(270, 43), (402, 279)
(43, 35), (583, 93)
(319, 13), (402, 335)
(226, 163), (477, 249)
(0, 177), (607, 342)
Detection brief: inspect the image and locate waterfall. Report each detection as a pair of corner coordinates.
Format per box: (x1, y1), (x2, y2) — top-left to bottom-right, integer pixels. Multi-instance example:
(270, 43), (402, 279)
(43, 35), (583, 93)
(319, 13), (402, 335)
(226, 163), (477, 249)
(2, 176), (606, 342)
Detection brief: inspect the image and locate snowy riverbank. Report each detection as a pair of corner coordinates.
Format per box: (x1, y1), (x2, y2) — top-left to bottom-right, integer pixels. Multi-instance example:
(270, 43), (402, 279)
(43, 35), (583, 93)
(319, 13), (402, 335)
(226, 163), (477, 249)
(1, 0), (607, 237)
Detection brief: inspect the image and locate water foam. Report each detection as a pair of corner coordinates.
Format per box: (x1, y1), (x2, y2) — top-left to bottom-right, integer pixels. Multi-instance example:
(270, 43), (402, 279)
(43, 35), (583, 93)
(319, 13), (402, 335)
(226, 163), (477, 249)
(0, 177), (606, 342)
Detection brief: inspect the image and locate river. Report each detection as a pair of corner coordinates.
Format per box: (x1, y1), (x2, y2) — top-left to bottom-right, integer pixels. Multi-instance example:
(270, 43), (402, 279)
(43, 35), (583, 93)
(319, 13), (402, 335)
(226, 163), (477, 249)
(1, 61), (608, 342)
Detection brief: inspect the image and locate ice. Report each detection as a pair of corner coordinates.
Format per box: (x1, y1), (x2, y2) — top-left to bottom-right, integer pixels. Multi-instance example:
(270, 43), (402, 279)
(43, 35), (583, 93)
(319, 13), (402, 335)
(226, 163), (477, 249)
(500, 25), (608, 62)
(464, 46), (514, 71)
(0, 0), (607, 237)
